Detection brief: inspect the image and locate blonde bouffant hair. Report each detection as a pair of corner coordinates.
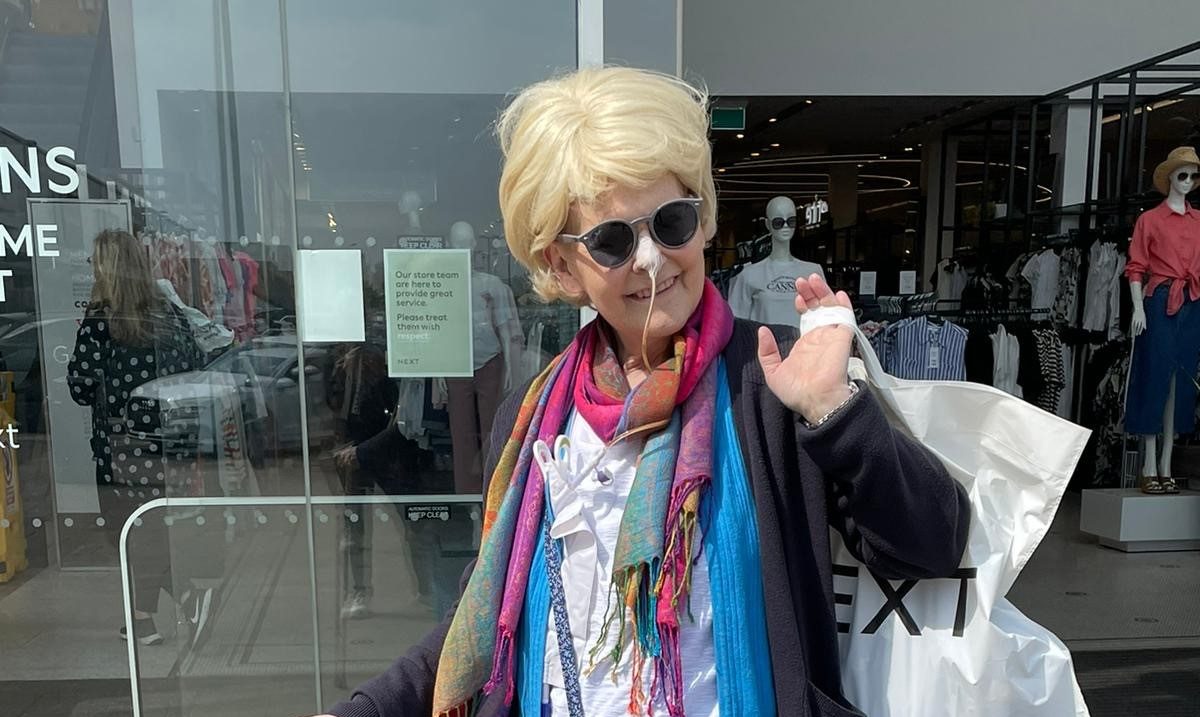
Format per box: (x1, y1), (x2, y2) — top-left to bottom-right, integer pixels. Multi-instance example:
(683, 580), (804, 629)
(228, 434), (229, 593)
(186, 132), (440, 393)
(496, 67), (717, 305)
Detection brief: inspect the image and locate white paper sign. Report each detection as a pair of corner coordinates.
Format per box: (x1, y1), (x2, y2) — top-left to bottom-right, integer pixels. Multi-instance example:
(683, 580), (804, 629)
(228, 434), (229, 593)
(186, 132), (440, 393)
(899, 270), (917, 295)
(859, 271), (878, 296)
(297, 250), (366, 343)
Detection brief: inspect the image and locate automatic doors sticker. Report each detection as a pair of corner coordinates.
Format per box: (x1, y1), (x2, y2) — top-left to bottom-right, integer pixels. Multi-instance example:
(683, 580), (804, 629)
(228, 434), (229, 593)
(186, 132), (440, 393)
(406, 504), (451, 522)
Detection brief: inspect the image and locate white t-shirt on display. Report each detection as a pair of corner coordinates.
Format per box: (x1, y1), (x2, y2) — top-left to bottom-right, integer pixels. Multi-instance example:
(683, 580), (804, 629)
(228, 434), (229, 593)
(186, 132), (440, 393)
(727, 257), (825, 324)
(542, 412), (719, 716)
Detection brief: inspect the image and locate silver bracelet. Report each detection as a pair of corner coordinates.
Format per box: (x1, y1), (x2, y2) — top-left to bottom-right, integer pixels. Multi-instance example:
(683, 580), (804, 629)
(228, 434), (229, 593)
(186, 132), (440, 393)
(803, 382), (860, 429)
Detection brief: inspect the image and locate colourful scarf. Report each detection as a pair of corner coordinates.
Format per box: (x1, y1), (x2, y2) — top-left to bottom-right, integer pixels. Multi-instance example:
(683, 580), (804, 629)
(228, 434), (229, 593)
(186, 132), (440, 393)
(433, 280), (734, 716)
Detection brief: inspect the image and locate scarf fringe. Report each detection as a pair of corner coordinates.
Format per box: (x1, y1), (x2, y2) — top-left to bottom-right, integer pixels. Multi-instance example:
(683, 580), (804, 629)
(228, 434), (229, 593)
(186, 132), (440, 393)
(590, 502), (702, 717)
(654, 624), (686, 717)
(434, 698), (473, 717)
(483, 629), (516, 705)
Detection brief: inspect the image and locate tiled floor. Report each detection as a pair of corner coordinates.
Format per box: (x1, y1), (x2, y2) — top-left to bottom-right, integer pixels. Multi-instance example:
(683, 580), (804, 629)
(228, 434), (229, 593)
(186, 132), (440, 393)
(1, 492), (1197, 716)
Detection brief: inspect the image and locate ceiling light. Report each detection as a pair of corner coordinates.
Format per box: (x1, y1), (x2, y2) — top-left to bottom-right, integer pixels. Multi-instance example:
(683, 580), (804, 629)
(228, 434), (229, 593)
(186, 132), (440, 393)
(768, 117), (777, 123)
(771, 143), (780, 148)
(880, 155), (888, 160)
(904, 147), (914, 152)
(750, 152), (761, 157)
(717, 168), (726, 173)
(805, 99), (814, 105)
(736, 133), (745, 139)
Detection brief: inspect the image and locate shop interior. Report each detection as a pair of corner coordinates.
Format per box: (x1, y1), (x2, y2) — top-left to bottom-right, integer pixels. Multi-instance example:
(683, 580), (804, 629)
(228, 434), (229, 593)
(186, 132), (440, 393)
(699, 47), (1200, 713)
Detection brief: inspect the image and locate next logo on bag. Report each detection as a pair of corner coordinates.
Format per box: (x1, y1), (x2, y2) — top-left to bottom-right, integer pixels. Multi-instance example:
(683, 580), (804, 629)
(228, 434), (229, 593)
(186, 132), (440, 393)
(833, 563), (979, 638)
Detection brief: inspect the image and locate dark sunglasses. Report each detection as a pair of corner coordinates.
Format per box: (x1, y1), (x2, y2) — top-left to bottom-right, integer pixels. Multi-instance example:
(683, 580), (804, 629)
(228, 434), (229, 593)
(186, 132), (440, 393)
(557, 197), (703, 268)
(769, 216), (799, 230)
(1176, 171), (1200, 183)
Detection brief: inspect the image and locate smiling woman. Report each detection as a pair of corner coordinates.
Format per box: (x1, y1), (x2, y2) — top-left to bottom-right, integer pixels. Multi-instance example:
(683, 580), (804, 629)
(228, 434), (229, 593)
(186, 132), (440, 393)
(323, 66), (969, 717)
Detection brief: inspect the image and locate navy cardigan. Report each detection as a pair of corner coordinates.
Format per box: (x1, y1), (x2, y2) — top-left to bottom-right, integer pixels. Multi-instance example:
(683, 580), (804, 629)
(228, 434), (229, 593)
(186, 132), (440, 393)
(330, 319), (971, 717)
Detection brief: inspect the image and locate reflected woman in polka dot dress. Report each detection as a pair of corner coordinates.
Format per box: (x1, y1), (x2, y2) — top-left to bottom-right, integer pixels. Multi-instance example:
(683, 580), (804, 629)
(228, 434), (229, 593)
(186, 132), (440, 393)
(67, 229), (205, 645)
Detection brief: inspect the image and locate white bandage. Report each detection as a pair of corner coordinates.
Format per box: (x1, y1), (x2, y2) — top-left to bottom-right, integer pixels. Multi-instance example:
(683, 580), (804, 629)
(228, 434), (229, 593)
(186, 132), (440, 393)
(798, 305), (856, 336)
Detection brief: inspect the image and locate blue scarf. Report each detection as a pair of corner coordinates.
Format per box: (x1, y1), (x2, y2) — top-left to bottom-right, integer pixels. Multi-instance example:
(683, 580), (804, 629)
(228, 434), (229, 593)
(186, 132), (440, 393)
(516, 360), (776, 715)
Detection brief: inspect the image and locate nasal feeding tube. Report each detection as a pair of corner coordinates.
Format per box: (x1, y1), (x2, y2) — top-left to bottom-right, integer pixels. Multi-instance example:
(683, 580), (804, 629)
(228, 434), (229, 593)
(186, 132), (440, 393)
(632, 233), (665, 373)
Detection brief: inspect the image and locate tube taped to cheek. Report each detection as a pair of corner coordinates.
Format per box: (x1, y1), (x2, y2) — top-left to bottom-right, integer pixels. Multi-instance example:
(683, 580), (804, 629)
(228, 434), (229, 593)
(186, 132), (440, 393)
(633, 235), (665, 278)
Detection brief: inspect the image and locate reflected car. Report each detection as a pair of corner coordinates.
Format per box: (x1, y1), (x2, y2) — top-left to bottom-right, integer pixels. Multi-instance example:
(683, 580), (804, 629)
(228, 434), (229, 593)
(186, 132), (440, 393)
(130, 337), (332, 457)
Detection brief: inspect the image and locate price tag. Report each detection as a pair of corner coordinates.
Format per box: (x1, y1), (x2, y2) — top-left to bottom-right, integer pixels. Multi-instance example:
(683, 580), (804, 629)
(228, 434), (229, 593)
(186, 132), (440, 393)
(928, 345), (941, 371)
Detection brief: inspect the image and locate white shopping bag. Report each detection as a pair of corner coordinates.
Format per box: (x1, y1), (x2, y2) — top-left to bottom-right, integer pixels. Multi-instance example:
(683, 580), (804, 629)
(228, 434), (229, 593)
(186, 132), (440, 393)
(834, 324), (1092, 717)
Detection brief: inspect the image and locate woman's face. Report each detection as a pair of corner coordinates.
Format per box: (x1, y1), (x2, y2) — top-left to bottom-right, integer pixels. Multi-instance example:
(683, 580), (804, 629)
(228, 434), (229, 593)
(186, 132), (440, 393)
(547, 175), (709, 357)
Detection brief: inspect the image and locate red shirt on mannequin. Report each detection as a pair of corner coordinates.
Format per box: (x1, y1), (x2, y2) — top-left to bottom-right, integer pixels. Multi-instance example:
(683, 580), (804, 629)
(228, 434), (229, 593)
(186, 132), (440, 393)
(1125, 200), (1200, 315)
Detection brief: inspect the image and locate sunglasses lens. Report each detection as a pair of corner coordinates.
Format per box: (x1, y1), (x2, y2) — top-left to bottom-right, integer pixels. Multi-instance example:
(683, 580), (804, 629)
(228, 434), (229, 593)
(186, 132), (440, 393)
(585, 222), (636, 267)
(786, 216), (798, 228)
(652, 200), (700, 247)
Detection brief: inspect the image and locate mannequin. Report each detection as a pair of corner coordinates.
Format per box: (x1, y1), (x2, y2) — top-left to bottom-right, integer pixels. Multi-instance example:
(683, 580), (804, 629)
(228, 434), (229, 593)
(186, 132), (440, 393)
(398, 190), (423, 233)
(1125, 146), (1200, 494)
(728, 196), (825, 323)
(444, 221), (523, 493)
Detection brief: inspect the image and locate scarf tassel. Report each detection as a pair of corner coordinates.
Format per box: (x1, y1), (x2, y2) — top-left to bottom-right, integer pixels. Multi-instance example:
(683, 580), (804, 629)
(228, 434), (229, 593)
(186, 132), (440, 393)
(435, 699), (473, 717)
(483, 629), (517, 705)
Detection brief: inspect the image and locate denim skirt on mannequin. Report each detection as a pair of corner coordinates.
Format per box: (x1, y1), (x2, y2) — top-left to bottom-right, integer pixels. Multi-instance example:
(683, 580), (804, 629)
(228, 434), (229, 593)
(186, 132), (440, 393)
(1124, 284), (1200, 434)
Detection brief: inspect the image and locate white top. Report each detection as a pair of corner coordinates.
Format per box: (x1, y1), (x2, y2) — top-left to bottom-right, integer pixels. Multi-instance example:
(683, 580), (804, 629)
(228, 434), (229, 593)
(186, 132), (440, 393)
(1020, 250), (1061, 311)
(989, 324), (1022, 398)
(728, 257), (825, 324)
(470, 271), (520, 369)
(1081, 241), (1126, 340)
(935, 260), (969, 302)
(543, 412), (718, 716)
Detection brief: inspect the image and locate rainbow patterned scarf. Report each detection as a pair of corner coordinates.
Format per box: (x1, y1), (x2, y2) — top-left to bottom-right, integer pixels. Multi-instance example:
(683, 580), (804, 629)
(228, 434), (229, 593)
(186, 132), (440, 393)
(433, 280), (733, 716)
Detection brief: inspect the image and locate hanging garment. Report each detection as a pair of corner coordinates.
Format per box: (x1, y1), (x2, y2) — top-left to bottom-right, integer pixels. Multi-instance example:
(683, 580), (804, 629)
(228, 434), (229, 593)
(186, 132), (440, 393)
(1057, 344), (1075, 419)
(800, 312), (1092, 717)
(989, 324), (1022, 397)
(1108, 255), (1126, 341)
(963, 328), (994, 385)
(1031, 329), (1065, 413)
(885, 316), (968, 381)
(1081, 241), (1121, 333)
(935, 259), (970, 302)
(1052, 247), (1082, 326)
(1084, 343), (1131, 489)
(1021, 250), (1061, 311)
(234, 252), (260, 340)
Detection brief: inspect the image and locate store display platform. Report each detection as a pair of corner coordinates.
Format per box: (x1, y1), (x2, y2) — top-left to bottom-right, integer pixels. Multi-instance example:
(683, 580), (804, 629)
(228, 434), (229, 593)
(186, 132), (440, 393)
(1080, 488), (1200, 552)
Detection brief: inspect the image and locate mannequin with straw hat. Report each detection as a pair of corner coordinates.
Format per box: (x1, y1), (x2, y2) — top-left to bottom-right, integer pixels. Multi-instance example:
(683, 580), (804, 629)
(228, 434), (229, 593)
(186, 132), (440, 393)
(1124, 146), (1200, 494)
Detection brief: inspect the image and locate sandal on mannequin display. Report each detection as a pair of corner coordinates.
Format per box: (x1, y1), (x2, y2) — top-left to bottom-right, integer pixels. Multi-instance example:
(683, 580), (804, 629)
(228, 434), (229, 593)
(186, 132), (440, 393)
(1125, 147), (1200, 496)
(727, 195), (825, 323)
